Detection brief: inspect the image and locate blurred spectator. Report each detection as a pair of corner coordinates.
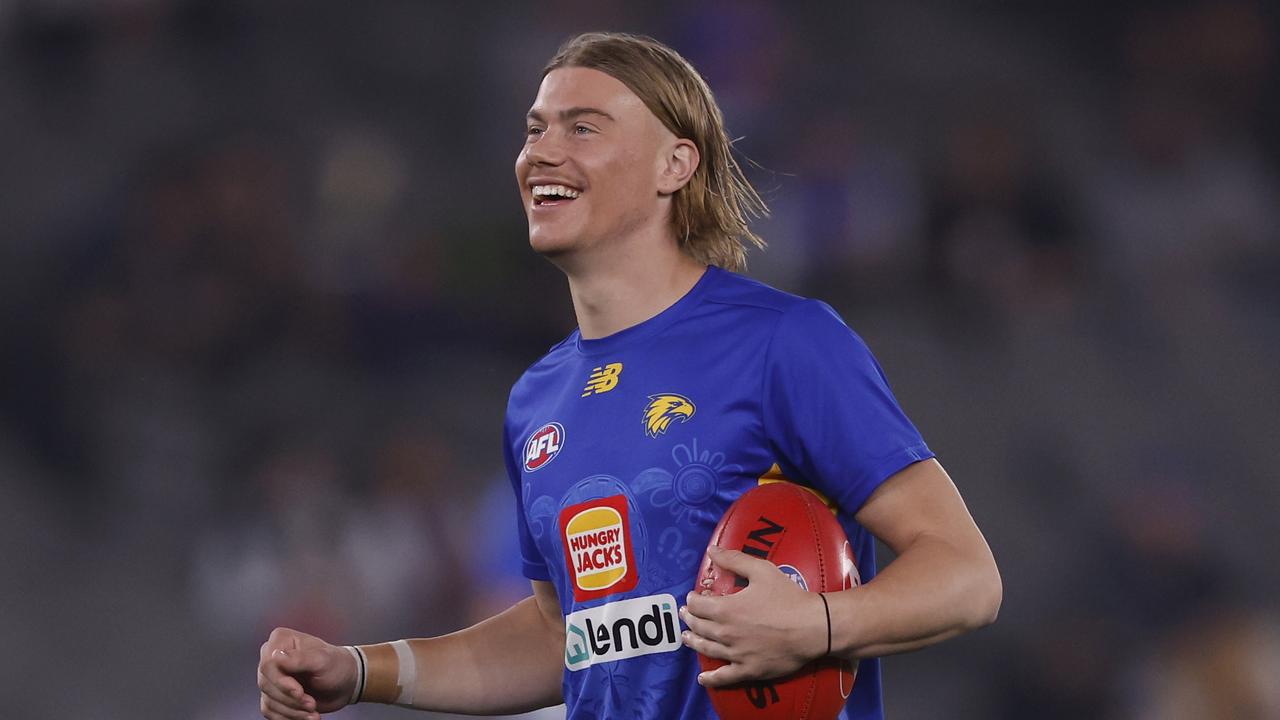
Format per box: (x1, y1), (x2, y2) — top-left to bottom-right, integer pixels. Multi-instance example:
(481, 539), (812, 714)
(924, 99), (1080, 333)
(192, 442), (353, 643)
(1128, 607), (1280, 720)
(339, 422), (470, 639)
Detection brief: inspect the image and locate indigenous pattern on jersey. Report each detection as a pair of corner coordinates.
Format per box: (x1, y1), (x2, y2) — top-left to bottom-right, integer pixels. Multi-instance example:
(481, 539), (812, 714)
(503, 267), (934, 720)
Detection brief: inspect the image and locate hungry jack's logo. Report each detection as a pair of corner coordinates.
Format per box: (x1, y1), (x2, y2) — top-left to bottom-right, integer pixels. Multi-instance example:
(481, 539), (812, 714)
(642, 393), (695, 438)
(559, 495), (639, 602)
(581, 362), (623, 397)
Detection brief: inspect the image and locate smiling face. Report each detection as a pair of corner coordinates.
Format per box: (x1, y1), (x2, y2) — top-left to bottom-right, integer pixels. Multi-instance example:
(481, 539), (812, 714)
(516, 67), (685, 261)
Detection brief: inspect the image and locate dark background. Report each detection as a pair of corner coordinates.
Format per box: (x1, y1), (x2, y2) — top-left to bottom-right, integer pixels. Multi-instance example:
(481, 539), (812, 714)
(2, 1), (1278, 718)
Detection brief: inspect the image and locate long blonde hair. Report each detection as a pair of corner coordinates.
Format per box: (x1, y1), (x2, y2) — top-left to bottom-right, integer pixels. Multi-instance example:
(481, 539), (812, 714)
(543, 32), (768, 272)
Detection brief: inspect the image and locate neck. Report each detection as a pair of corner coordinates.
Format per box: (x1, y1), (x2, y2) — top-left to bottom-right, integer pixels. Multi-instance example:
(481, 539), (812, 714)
(563, 241), (708, 340)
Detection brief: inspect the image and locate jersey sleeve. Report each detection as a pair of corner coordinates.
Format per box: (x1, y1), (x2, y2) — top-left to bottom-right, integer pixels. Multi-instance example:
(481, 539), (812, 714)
(503, 418), (551, 581)
(761, 299), (934, 515)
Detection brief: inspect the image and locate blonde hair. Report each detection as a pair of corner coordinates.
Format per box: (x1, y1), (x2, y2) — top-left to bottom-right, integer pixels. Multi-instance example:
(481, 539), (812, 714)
(543, 32), (767, 272)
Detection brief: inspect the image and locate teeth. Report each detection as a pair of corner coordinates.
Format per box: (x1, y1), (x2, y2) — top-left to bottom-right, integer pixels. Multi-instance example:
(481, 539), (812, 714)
(532, 184), (580, 199)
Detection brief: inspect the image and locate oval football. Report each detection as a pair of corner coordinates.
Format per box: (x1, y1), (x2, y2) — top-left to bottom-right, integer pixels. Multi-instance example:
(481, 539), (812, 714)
(697, 481), (858, 720)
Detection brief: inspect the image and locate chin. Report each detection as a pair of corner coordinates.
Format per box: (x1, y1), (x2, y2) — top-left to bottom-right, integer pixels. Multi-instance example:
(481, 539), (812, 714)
(528, 230), (580, 257)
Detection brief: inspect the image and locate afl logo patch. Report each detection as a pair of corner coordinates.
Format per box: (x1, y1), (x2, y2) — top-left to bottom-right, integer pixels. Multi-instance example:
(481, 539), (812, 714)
(524, 422), (565, 472)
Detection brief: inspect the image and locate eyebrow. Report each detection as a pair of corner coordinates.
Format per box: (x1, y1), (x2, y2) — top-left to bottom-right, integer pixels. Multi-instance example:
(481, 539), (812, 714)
(526, 107), (617, 123)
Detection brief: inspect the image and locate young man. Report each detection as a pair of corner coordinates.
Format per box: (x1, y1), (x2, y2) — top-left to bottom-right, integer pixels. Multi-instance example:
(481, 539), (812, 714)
(258, 32), (1001, 720)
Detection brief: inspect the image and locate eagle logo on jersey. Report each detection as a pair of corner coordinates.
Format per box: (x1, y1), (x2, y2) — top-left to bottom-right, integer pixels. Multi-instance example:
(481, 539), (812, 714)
(581, 362), (623, 397)
(643, 394), (695, 438)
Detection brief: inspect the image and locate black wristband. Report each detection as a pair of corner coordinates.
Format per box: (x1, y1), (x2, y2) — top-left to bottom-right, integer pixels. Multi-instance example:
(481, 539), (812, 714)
(818, 592), (832, 657)
(352, 645), (367, 704)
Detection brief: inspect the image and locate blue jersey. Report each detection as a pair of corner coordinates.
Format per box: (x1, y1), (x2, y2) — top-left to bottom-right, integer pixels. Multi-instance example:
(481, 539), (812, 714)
(503, 267), (933, 719)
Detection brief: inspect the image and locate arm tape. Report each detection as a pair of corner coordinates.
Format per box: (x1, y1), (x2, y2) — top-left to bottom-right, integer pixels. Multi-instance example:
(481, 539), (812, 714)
(354, 639), (421, 707)
(390, 639), (417, 706)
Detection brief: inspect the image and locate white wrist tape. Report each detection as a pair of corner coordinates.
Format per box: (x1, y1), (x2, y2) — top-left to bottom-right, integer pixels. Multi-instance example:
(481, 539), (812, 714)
(391, 639), (417, 707)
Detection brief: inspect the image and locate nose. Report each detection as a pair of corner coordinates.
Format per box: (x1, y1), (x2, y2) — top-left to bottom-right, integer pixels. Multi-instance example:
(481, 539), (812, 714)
(523, 132), (566, 168)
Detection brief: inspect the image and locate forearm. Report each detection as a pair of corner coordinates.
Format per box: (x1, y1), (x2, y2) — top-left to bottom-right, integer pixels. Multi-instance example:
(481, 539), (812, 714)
(358, 595), (564, 714)
(829, 533), (1001, 660)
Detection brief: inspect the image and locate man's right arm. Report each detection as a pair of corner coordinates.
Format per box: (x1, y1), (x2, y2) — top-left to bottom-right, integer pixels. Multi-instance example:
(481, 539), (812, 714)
(258, 580), (565, 719)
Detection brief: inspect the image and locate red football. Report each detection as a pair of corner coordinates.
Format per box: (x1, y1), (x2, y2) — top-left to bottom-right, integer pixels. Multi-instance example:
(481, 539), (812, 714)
(697, 481), (858, 720)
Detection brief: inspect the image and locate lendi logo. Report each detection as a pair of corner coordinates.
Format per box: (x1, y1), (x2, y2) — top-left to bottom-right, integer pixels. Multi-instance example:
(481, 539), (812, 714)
(564, 594), (681, 671)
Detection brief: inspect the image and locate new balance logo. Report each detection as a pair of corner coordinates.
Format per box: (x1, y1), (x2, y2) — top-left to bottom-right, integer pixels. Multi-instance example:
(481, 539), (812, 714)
(582, 363), (623, 397)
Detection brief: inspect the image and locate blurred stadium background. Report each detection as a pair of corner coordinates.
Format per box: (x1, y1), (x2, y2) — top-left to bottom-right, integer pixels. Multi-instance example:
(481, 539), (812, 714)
(2, 1), (1279, 718)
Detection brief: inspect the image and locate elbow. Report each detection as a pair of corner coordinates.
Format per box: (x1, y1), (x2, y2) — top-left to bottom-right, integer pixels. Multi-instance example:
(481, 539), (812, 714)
(966, 556), (1002, 630)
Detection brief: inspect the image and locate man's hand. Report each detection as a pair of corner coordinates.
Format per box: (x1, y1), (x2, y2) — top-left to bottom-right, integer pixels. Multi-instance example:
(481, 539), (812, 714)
(258, 627), (357, 720)
(680, 546), (827, 688)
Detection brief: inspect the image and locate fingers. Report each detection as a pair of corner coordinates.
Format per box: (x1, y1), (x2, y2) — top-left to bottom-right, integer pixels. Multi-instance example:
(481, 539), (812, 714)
(679, 604), (727, 643)
(257, 667), (313, 710)
(698, 662), (750, 688)
(707, 546), (780, 581)
(684, 589), (722, 619)
(260, 693), (319, 720)
(682, 629), (732, 660)
(258, 650), (320, 714)
(258, 629), (326, 719)
(261, 628), (303, 661)
(259, 652), (305, 697)
(681, 597), (735, 660)
(272, 647), (323, 674)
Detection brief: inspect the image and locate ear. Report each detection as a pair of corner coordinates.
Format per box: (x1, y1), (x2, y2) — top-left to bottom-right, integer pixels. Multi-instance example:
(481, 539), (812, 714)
(657, 138), (700, 195)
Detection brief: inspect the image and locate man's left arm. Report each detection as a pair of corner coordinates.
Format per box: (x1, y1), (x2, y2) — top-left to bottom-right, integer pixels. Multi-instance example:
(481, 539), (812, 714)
(681, 458), (1001, 686)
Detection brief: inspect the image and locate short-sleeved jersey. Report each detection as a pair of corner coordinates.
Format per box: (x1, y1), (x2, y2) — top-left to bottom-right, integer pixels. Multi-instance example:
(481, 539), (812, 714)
(503, 267), (934, 720)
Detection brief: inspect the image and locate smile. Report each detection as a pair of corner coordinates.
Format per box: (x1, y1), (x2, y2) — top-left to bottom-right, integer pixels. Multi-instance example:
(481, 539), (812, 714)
(532, 184), (582, 207)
